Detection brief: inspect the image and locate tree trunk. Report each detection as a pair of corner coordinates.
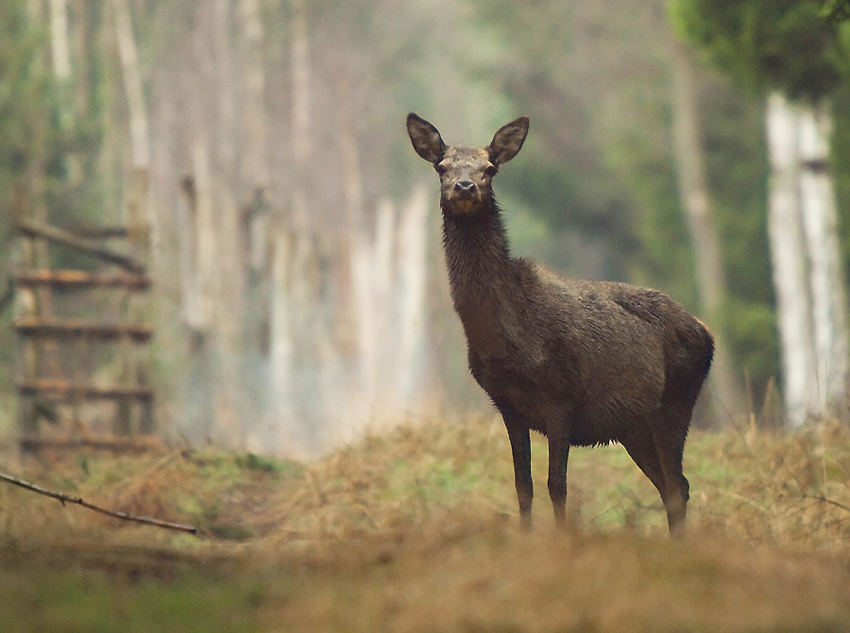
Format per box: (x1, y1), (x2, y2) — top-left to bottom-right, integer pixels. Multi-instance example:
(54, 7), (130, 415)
(112, 0), (150, 171)
(112, 0), (155, 434)
(238, 0), (271, 397)
(339, 114), (365, 423)
(24, 0), (62, 387)
(797, 102), (850, 415)
(269, 225), (298, 453)
(765, 92), (819, 427)
(49, 0), (73, 135)
(239, 0), (268, 190)
(49, 0), (70, 80)
(213, 0), (236, 179)
(13, 187), (41, 434)
(268, 0), (314, 454)
(352, 200), (395, 420)
(290, 0), (311, 238)
(669, 39), (744, 423)
(395, 187), (429, 405)
(190, 136), (216, 336)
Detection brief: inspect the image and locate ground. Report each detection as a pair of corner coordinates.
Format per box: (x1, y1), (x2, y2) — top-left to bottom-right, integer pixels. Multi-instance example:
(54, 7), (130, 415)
(1, 415), (850, 632)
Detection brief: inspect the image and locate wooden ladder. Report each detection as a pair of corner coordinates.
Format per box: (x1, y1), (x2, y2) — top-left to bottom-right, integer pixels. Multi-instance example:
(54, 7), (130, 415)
(11, 174), (154, 450)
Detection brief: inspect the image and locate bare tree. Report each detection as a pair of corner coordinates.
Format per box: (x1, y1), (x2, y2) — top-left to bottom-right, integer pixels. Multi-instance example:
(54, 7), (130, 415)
(49, 0), (72, 131)
(113, 0), (150, 172)
(669, 39), (744, 423)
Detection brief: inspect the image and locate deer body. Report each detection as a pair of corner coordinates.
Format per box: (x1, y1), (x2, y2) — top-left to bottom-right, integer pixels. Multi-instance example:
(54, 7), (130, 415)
(407, 113), (713, 534)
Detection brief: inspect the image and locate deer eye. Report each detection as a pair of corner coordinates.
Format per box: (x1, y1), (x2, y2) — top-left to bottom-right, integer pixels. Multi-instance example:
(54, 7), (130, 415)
(484, 164), (498, 177)
(435, 163), (447, 176)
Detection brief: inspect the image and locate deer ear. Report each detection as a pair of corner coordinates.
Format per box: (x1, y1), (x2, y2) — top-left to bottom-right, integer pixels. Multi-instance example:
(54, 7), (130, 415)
(488, 116), (529, 165)
(407, 113), (446, 164)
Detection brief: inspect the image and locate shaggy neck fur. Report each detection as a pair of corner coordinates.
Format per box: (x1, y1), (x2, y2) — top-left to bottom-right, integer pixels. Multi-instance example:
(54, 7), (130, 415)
(441, 193), (516, 319)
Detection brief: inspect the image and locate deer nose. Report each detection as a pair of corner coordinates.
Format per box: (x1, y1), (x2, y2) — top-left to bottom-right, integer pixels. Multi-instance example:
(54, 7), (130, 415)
(453, 180), (477, 196)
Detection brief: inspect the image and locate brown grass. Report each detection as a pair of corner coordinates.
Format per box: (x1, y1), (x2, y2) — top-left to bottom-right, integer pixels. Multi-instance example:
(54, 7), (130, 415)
(2, 415), (850, 632)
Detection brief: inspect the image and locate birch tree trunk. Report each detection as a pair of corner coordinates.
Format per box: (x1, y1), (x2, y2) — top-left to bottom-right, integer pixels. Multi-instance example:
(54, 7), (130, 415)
(765, 93), (818, 427)
(352, 199), (395, 421)
(239, 0), (268, 191)
(797, 102), (850, 414)
(49, 0), (73, 134)
(290, 0), (311, 239)
(269, 224), (298, 452)
(395, 187), (429, 405)
(336, 99), (364, 426)
(669, 40), (744, 422)
(174, 137), (218, 442)
(269, 0), (313, 454)
(112, 0), (150, 172)
(49, 0), (70, 81)
(236, 0), (273, 450)
(191, 136), (216, 354)
(112, 0), (153, 264)
(238, 0), (270, 346)
(213, 0), (236, 179)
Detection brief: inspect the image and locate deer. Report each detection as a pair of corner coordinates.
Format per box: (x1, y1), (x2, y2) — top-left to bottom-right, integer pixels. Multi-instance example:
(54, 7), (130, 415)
(406, 113), (714, 535)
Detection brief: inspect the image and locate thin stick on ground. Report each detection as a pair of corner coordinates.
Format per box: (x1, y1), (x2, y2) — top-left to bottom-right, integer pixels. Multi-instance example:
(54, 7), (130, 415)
(0, 470), (197, 534)
(800, 493), (850, 514)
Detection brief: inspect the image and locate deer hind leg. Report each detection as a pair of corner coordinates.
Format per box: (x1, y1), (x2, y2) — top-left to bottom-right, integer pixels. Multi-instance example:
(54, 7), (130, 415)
(620, 424), (667, 502)
(649, 410), (691, 536)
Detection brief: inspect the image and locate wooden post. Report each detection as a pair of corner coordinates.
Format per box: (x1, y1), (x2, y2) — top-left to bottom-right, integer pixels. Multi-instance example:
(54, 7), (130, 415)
(117, 168), (152, 434)
(13, 184), (40, 434)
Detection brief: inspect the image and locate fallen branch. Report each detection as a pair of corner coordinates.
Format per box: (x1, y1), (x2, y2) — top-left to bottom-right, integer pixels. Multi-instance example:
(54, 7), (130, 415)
(799, 493), (850, 514)
(0, 470), (197, 534)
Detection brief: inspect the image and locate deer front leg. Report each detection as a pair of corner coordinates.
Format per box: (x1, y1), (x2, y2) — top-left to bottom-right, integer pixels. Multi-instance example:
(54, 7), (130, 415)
(503, 418), (533, 530)
(547, 426), (570, 529)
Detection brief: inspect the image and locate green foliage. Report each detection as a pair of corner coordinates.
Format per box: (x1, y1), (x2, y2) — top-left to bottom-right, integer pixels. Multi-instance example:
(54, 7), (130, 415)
(699, 75), (778, 389)
(602, 118), (694, 300)
(235, 452), (293, 474)
(671, 0), (845, 101)
(821, 0), (850, 22)
(184, 451), (303, 487)
(0, 2), (47, 188)
(0, 0), (47, 387)
(0, 2), (110, 262)
(833, 86), (850, 290)
(464, 1), (674, 285)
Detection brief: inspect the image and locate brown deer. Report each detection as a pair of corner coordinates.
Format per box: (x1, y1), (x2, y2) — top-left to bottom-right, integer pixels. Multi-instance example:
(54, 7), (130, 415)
(407, 113), (713, 535)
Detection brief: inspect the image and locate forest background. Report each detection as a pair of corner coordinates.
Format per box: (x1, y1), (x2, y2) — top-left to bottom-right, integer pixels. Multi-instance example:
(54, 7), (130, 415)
(2, 0), (850, 457)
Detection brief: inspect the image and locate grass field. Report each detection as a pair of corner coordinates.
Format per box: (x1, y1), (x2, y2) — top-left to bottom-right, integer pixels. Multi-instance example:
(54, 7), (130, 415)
(2, 415), (850, 632)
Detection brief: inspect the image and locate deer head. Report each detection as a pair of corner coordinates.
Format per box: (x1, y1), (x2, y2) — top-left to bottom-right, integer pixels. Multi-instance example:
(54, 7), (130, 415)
(407, 113), (529, 214)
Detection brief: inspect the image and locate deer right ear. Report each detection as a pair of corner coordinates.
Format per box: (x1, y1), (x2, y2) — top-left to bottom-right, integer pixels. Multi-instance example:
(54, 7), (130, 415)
(407, 113), (446, 164)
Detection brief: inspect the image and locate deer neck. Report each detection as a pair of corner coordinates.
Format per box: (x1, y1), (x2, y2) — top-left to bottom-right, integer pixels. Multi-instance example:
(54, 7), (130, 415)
(441, 197), (519, 352)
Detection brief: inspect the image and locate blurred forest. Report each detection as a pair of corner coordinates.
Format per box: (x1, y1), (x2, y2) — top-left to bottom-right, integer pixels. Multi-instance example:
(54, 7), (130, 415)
(2, 0), (850, 456)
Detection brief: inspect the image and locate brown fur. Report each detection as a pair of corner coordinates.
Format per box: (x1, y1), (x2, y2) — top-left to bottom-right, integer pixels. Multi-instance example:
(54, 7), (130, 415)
(407, 113), (713, 534)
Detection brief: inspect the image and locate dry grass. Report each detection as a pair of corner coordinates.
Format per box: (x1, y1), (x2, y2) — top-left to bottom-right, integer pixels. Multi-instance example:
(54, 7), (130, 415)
(2, 415), (850, 632)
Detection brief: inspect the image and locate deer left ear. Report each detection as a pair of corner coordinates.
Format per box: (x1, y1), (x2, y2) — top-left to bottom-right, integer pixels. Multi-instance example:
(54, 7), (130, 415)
(488, 116), (529, 165)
